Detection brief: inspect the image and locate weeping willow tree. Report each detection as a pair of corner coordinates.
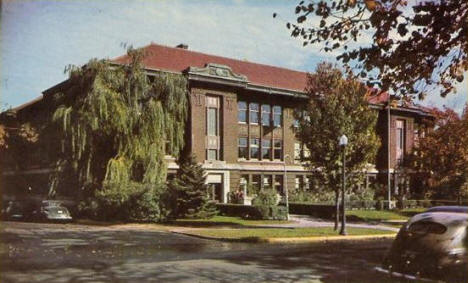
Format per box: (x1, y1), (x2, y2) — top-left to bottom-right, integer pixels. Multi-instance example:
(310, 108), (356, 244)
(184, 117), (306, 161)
(49, 48), (188, 221)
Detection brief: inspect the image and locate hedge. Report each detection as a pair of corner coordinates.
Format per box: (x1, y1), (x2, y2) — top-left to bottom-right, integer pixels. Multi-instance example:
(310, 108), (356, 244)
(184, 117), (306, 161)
(288, 202), (335, 218)
(216, 204), (287, 220)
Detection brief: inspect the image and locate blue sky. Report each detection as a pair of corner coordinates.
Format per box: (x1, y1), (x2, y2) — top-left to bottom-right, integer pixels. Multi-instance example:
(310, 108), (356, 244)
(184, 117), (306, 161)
(1, 0), (467, 113)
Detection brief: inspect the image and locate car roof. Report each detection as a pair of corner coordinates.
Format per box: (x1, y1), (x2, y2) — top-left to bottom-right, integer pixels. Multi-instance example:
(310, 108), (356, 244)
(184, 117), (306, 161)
(426, 206), (468, 213)
(409, 211), (468, 227)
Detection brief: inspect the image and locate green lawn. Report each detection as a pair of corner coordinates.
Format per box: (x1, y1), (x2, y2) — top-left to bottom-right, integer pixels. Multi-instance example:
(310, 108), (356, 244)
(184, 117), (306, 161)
(346, 208), (425, 222)
(186, 227), (394, 240)
(172, 216), (292, 227)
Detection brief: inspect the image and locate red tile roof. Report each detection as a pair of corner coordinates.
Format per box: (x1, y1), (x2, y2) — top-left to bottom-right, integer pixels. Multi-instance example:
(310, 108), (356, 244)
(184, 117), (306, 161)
(367, 89), (389, 104)
(109, 43), (429, 115)
(112, 43), (308, 92)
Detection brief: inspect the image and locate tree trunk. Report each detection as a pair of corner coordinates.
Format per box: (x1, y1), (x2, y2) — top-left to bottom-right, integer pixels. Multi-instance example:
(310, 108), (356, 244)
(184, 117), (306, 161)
(334, 189), (340, 231)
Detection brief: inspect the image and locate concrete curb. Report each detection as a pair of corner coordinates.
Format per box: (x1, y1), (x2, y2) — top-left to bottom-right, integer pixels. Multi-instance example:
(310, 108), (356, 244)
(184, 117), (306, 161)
(171, 230), (396, 243)
(262, 234), (396, 243)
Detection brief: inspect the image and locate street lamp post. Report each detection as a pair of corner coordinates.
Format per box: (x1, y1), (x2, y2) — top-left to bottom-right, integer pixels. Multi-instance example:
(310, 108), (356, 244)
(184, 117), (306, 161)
(339, 135), (348, 236)
(284, 154), (291, 221)
(387, 98), (392, 209)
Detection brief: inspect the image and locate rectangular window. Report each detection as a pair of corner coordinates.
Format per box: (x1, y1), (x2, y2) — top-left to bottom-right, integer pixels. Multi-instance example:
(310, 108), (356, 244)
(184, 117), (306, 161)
(238, 101), (247, 123)
(207, 149), (217, 160)
(273, 139), (282, 160)
(303, 144), (310, 158)
(240, 175), (248, 186)
(252, 175), (261, 192)
(240, 175), (248, 194)
(238, 137), (248, 159)
(250, 138), (260, 159)
(294, 142), (301, 161)
(414, 123), (420, 146)
(295, 176), (303, 190)
(207, 107), (218, 136)
(262, 139), (271, 160)
(293, 118), (299, 128)
(205, 96), (220, 161)
(306, 176), (313, 191)
(249, 103), (259, 124)
(261, 104), (271, 126)
(273, 106), (282, 127)
(274, 175), (283, 195)
(263, 175), (272, 190)
(396, 119), (406, 165)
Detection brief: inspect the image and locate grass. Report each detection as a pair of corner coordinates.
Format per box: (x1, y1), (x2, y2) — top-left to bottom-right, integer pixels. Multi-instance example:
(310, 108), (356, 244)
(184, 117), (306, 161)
(172, 216), (292, 227)
(185, 227), (394, 240)
(346, 208), (425, 222)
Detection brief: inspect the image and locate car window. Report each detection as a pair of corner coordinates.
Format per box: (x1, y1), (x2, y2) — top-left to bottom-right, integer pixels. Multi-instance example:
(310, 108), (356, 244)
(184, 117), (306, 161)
(409, 221), (447, 234)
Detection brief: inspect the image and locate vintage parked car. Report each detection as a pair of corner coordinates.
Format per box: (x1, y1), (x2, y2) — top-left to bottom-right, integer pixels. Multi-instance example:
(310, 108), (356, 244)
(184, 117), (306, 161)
(31, 200), (73, 222)
(377, 206), (468, 282)
(2, 201), (26, 221)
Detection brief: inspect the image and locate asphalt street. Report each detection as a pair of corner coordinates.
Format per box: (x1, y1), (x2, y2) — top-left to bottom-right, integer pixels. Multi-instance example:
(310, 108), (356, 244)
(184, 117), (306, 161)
(0, 221), (399, 283)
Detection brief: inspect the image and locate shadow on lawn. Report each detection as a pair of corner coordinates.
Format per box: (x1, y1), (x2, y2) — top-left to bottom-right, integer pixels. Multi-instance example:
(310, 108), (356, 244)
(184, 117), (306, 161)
(167, 220), (245, 228)
(166, 220), (282, 230)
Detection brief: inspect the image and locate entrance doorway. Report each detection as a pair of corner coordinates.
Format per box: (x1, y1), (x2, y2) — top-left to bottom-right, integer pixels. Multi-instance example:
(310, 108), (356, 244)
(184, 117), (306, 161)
(209, 183), (223, 202)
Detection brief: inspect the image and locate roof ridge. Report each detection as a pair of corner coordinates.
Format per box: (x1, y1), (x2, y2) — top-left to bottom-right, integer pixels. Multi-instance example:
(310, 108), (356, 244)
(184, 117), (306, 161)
(144, 42), (309, 75)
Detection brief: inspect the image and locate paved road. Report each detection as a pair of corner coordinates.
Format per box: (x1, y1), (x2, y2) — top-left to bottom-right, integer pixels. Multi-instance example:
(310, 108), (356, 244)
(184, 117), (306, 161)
(1, 221), (398, 283)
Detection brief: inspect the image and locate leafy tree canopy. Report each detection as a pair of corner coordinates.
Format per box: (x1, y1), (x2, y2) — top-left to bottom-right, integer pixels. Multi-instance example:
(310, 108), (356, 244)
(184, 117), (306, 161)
(49, 48), (188, 221)
(0, 110), (39, 169)
(275, 0), (467, 99)
(407, 104), (468, 200)
(295, 62), (380, 228)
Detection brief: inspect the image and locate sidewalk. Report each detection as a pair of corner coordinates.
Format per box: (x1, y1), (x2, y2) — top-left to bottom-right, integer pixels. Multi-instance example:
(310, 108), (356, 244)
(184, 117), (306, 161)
(254, 214), (400, 232)
(170, 214), (399, 243)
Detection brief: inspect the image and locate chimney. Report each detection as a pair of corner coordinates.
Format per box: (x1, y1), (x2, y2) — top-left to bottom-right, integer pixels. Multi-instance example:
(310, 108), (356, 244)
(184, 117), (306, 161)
(176, 43), (188, 49)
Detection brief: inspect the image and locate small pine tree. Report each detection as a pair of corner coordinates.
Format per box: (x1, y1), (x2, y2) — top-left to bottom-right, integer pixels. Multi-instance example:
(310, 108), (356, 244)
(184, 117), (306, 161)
(170, 154), (217, 219)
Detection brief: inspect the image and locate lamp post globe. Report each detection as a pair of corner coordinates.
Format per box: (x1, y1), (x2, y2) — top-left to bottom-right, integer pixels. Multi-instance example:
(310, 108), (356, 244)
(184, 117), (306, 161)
(339, 134), (348, 147)
(339, 134), (347, 235)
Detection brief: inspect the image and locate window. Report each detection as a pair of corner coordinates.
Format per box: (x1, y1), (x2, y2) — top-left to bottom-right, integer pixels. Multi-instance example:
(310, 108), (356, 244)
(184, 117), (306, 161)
(306, 176), (313, 191)
(205, 96), (220, 161)
(240, 175), (248, 193)
(294, 142), (301, 161)
(293, 118), (299, 128)
(207, 149), (217, 160)
(274, 175), (283, 195)
(262, 139), (271, 160)
(261, 105), (271, 126)
(207, 107), (218, 136)
(238, 101), (247, 123)
(238, 137), (248, 159)
(303, 144), (310, 158)
(273, 106), (282, 127)
(252, 175), (261, 192)
(250, 138), (260, 159)
(396, 119), (406, 165)
(295, 176), (303, 190)
(249, 103), (259, 124)
(273, 139), (282, 160)
(240, 175), (248, 186)
(263, 175), (272, 189)
(414, 123), (426, 147)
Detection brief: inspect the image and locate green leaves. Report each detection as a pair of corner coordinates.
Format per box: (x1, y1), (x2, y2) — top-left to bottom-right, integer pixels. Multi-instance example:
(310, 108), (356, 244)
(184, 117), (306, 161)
(49, 48), (189, 221)
(295, 63), (380, 193)
(280, 0), (468, 100)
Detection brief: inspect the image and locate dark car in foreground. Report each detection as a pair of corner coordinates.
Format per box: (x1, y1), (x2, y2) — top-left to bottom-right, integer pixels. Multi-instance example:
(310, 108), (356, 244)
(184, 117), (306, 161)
(377, 206), (468, 282)
(2, 201), (26, 221)
(31, 200), (73, 222)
